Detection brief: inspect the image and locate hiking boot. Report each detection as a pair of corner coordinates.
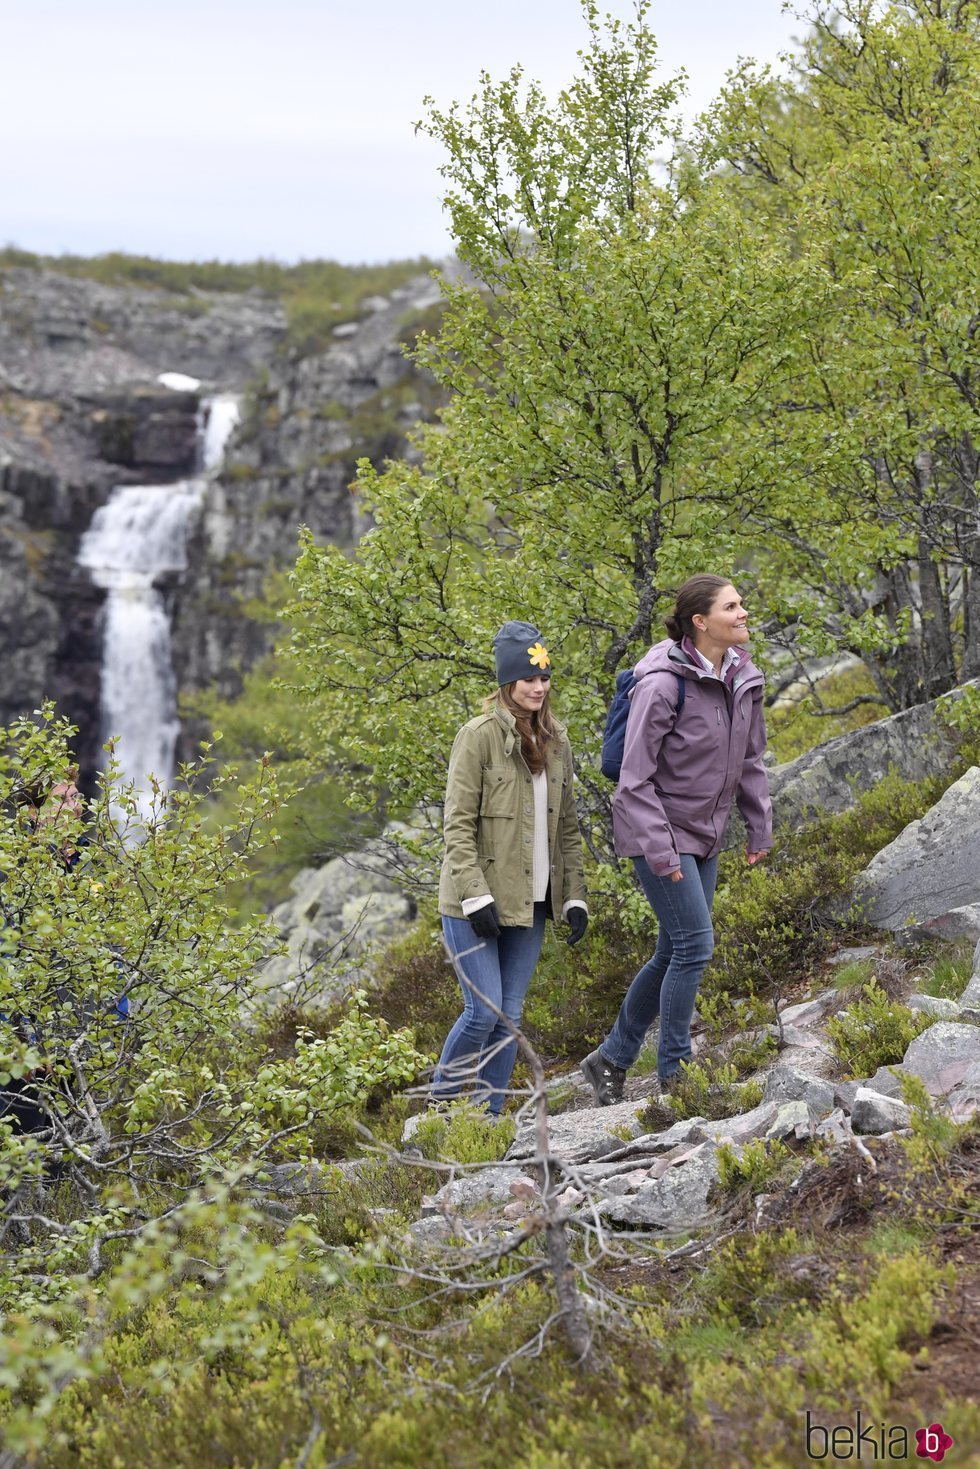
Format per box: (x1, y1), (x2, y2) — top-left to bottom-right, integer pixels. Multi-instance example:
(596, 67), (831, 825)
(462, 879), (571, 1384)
(580, 1048), (627, 1106)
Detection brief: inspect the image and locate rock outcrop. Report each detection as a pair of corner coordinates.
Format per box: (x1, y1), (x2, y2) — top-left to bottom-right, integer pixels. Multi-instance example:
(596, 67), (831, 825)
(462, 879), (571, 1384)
(170, 276), (447, 710)
(407, 949), (980, 1246)
(257, 824), (421, 1000)
(0, 262), (449, 775)
(766, 684), (975, 828)
(0, 264), (287, 769)
(0, 266), (285, 400)
(854, 766), (980, 931)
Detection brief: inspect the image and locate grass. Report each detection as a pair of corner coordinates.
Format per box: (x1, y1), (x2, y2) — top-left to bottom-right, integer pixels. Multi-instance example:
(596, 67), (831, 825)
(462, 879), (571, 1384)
(922, 942), (975, 1002)
(831, 958), (876, 990)
(0, 246), (439, 356)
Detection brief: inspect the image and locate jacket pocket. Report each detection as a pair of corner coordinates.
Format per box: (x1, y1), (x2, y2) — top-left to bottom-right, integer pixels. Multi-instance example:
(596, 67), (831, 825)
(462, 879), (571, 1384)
(480, 764), (517, 818)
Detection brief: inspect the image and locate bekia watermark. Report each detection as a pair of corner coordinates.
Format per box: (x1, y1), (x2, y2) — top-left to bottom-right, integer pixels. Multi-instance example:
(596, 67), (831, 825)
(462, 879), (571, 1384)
(804, 1410), (955, 1461)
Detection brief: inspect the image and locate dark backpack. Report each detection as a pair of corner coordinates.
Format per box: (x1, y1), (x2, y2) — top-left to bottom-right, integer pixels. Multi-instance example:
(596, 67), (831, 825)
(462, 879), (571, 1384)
(600, 669), (686, 781)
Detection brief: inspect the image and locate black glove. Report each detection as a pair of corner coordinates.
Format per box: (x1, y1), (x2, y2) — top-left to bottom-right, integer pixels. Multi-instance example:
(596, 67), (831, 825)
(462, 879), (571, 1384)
(566, 907), (589, 947)
(469, 902), (501, 940)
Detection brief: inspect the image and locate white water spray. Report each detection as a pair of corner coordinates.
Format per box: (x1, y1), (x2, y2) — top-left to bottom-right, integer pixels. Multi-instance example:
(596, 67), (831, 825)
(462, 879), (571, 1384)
(78, 393), (240, 822)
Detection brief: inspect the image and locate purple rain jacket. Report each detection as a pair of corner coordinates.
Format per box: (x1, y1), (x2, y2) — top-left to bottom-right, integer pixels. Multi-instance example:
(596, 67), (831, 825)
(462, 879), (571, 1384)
(612, 638), (773, 876)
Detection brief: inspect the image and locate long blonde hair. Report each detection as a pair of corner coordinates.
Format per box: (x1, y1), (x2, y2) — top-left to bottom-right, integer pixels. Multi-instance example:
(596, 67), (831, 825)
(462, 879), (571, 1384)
(483, 685), (556, 774)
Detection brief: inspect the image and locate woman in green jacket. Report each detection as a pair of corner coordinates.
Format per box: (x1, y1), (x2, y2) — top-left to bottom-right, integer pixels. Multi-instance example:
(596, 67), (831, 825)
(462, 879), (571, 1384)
(433, 621), (589, 1116)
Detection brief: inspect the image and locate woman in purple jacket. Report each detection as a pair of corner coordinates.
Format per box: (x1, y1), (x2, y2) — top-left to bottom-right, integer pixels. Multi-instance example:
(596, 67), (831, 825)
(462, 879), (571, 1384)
(581, 574), (773, 1104)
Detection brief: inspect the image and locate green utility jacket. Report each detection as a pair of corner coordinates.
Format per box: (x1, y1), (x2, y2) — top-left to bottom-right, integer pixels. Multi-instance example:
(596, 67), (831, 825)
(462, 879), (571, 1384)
(437, 704), (588, 927)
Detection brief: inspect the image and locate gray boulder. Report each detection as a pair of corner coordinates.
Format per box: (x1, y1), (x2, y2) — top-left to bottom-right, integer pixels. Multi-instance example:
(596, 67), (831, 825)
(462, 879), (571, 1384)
(946, 1061), (980, 1122)
(507, 1098), (650, 1165)
(581, 1117), (711, 1170)
(778, 988), (843, 1023)
(766, 1100), (820, 1141)
(960, 960), (980, 1011)
(258, 830), (419, 998)
(815, 1108), (852, 1145)
(699, 1100), (782, 1144)
(899, 1021), (980, 1096)
(908, 903), (980, 945)
(854, 768), (980, 930)
(906, 993), (962, 1021)
(596, 1142), (721, 1230)
(408, 1216), (456, 1247)
(826, 946), (879, 968)
(851, 1088), (912, 1135)
(762, 1064), (836, 1116)
(434, 1167), (538, 1216)
(866, 1066), (905, 1098)
(766, 693), (965, 828)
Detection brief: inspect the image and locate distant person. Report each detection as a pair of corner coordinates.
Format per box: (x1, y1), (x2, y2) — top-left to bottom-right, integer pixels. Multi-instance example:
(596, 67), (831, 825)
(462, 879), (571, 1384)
(433, 621), (588, 1116)
(581, 576), (772, 1106)
(0, 772), (128, 1146)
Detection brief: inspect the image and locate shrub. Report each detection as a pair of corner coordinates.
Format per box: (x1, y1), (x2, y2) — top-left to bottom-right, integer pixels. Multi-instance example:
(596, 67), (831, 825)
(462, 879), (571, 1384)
(310, 1158), (431, 1246)
(640, 1057), (764, 1127)
(716, 1138), (794, 1195)
(707, 770), (951, 1004)
(368, 910), (461, 1056)
(411, 1102), (515, 1164)
(826, 982), (933, 1078)
(895, 1072), (966, 1169)
(689, 1228), (807, 1327)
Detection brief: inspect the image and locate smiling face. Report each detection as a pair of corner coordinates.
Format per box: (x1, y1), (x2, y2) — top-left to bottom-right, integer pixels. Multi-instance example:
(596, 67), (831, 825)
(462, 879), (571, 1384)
(510, 675), (551, 712)
(42, 781), (83, 826)
(692, 584), (749, 651)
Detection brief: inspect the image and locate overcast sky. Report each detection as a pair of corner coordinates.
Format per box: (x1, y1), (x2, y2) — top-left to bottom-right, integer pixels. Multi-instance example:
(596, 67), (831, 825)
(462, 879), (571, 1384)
(1, 0), (802, 265)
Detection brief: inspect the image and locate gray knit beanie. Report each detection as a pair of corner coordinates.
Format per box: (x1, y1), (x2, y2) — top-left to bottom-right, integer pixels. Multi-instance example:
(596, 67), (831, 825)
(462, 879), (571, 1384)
(492, 621), (552, 686)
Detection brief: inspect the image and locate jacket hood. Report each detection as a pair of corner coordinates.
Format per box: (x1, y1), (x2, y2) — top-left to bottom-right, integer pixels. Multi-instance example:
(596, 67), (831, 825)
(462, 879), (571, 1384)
(632, 637), (763, 690)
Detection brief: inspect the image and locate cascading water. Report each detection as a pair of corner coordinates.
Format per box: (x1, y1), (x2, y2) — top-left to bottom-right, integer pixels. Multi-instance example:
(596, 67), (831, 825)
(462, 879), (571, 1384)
(78, 393), (240, 822)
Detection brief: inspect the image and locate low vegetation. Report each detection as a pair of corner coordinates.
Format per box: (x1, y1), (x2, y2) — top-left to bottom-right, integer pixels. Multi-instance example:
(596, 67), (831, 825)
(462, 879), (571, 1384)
(0, 246), (437, 355)
(7, 0), (980, 1460)
(826, 982), (933, 1079)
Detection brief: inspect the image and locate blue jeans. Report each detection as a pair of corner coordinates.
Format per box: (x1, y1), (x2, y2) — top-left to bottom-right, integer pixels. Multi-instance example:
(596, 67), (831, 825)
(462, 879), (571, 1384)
(601, 854), (718, 1081)
(434, 904), (546, 1116)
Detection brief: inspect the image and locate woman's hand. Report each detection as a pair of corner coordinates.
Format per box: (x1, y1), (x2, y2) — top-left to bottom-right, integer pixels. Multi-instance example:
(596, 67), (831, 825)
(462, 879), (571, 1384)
(469, 903), (501, 940)
(566, 908), (589, 946)
(746, 849), (769, 866)
(669, 869), (684, 883)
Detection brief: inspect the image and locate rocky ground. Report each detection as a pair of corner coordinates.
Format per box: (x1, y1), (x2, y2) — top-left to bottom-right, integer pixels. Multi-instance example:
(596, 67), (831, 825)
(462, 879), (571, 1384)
(406, 942), (980, 1245)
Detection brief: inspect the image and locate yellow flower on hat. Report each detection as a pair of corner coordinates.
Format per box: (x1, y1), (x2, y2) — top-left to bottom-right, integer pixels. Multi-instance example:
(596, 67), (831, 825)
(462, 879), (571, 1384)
(528, 641), (551, 669)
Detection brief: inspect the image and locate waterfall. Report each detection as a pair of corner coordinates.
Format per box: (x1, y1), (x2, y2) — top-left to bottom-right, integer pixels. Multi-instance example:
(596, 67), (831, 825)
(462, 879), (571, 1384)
(78, 393), (240, 822)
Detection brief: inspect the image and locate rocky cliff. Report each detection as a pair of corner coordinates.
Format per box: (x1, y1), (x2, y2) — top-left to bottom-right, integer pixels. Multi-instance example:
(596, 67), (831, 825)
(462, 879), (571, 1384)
(0, 265), (287, 772)
(171, 275), (447, 709)
(0, 262), (446, 775)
